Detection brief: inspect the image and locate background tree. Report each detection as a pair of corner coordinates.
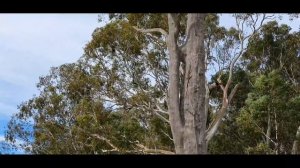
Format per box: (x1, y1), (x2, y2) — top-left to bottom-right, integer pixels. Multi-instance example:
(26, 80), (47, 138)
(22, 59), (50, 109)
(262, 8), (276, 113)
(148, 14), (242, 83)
(5, 62), (174, 154)
(6, 13), (299, 154)
(236, 70), (300, 154)
(210, 19), (300, 154)
(235, 20), (300, 154)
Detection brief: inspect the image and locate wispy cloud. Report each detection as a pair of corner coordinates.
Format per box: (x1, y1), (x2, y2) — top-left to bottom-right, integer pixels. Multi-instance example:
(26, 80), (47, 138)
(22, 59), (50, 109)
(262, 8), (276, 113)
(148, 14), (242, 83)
(0, 14), (102, 119)
(0, 14), (102, 86)
(0, 15), (105, 152)
(0, 102), (17, 117)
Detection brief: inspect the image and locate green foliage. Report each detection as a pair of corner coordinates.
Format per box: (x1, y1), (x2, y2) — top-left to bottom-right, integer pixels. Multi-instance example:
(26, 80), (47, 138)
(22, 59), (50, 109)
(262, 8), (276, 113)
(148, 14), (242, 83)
(237, 71), (300, 154)
(4, 14), (300, 155)
(245, 143), (274, 154)
(5, 14), (176, 154)
(211, 20), (300, 154)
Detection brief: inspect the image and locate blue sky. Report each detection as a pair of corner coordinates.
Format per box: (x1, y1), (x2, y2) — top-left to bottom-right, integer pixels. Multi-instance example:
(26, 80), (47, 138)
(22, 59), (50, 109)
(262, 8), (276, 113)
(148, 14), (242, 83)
(0, 14), (299, 154)
(219, 14), (300, 30)
(0, 14), (103, 153)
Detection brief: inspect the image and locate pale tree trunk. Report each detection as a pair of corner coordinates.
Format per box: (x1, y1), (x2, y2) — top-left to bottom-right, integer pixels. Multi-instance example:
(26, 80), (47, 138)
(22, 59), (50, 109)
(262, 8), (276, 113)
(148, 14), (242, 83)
(182, 14), (207, 154)
(135, 13), (219, 154)
(166, 13), (208, 154)
(292, 126), (300, 154)
(166, 14), (184, 154)
(133, 13), (268, 154)
(167, 13), (236, 154)
(266, 112), (271, 146)
(274, 112), (279, 154)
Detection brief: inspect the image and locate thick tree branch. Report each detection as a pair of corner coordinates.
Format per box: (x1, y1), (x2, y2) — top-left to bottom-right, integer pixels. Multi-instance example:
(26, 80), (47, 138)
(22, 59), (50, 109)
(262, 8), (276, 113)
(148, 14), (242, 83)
(155, 104), (169, 115)
(228, 84), (240, 103)
(206, 106), (227, 143)
(206, 84), (239, 143)
(209, 69), (225, 90)
(133, 26), (168, 37)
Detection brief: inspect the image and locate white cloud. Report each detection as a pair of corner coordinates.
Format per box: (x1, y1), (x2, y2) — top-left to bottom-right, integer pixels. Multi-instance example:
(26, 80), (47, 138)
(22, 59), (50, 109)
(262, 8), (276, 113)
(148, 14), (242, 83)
(0, 102), (17, 117)
(0, 14), (104, 119)
(0, 14), (102, 87)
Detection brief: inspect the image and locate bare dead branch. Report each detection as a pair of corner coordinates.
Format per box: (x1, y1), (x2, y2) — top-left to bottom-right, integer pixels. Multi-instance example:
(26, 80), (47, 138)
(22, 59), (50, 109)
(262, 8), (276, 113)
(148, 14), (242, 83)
(155, 111), (170, 123)
(226, 13), (269, 92)
(160, 130), (174, 141)
(133, 26), (168, 37)
(91, 134), (119, 151)
(155, 104), (169, 115)
(253, 122), (277, 146)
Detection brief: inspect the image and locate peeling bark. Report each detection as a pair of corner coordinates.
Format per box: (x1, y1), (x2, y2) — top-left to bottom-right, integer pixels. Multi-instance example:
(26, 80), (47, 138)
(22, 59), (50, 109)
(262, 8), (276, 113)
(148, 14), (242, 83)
(182, 14), (207, 154)
(167, 13), (207, 154)
(167, 13), (184, 154)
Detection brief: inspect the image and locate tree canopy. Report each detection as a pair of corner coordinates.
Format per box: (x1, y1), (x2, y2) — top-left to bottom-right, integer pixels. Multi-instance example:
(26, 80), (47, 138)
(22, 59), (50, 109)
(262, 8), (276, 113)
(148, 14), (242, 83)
(3, 13), (300, 154)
